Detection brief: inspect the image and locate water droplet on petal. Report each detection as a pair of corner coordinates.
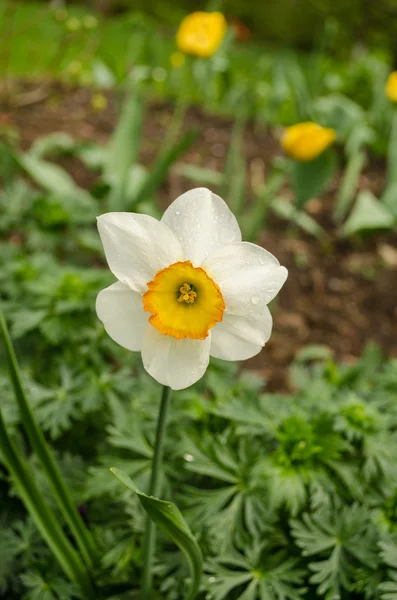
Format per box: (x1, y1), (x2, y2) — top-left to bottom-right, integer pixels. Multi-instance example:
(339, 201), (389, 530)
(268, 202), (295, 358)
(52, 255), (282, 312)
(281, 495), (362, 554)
(251, 296), (259, 305)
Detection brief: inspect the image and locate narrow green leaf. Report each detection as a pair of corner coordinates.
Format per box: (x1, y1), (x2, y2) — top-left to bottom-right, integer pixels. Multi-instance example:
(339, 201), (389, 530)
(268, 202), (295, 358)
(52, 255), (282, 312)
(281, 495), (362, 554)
(291, 150), (337, 209)
(221, 114), (246, 210)
(133, 129), (198, 208)
(340, 190), (396, 237)
(381, 182), (397, 218)
(0, 410), (94, 598)
(0, 306), (97, 568)
(15, 152), (93, 205)
(242, 171), (286, 241)
(111, 468), (202, 600)
(334, 150), (366, 221)
(271, 197), (329, 241)
(29, 133), (76, 159)
(387, 109), (397, 186)
(284, 52), (313, 121)
(104, 91), (145, 184)
(175, 163), (224, 187)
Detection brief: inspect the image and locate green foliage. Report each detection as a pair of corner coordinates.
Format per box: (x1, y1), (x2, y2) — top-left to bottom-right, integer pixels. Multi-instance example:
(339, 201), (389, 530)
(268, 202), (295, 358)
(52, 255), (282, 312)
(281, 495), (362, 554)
(2, 190), (397, 599)
(290, 150), (337, 209)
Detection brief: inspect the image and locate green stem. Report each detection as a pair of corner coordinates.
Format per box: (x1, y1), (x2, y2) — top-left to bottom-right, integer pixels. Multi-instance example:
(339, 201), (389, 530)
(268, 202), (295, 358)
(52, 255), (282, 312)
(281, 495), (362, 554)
(0, 305), (97, 568)
(387, 108), (397, 186)
(141, 385), (172, 598)
(0, 410), (94, 598)
(163, 57), (192, 153)
(163, 98), (188, 151)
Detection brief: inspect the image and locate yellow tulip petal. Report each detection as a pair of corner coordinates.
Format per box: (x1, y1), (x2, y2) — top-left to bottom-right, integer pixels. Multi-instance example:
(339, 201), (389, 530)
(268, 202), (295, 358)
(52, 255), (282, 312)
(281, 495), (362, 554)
(281, 121), (336, 162)
(386, 72), (397, 103)
(176, 11), (227, 59)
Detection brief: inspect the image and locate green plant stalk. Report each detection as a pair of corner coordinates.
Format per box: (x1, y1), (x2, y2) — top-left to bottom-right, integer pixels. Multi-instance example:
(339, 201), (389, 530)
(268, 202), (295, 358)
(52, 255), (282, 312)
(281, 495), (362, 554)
(163, 96), (188, 152)
(162, 57), (192, 151)
(133, 129), (198, 208)
(142, 385), (172, 598)
(0, 305), (97, 568)
(333, 149), (366, 221)
(0, 410), (94, 598)
(387, 108), (397, 186)
(221, 112), (246, 210)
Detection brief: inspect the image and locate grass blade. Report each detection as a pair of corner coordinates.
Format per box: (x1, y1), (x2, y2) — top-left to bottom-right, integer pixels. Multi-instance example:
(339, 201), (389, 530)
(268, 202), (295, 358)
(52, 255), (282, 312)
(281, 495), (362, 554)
(334, 150), (366, 221)
(387, 109), (397, 187)
(0, 410), (94, 598)
(105, 90), (145, 184)
(271, 197), (329, 241)
(0, 305), (97, 568)
(133, 129), (199, 208)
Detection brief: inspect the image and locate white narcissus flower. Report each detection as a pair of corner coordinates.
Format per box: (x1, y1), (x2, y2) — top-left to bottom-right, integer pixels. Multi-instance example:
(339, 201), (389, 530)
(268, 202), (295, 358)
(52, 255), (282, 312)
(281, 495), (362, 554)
(96, 188), (288, 390)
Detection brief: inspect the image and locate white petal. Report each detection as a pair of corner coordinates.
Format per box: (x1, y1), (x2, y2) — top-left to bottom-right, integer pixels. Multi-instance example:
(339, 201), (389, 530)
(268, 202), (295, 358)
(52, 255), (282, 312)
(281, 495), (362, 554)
(203, 242), (288, 310)
(96, 282), (147, 351)
(210, 309), (273, 361)
(97, 212), (183, 293)
(141, 325), (211, 390)
(161, 188), (242, 266)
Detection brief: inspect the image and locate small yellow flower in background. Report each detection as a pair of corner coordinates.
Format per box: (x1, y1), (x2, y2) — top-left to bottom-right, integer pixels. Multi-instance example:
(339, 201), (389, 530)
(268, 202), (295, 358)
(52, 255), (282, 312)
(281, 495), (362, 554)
(170, 51), (186, 69)
(66, 17), (82, 32)
(83, 15), (98, 30)
(176, 12), (227, 59)
(91, 93), (108, 112)
(386, 72), (397, 103)
(281, 122), (336, 162)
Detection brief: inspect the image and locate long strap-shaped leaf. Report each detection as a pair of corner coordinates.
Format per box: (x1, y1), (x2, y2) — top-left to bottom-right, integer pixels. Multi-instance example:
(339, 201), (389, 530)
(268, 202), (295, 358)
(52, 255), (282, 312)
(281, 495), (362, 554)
(387, 109), (397, 187)
(0, 410), (94, 598)
(0, 305), (97, 567)
(111, 468), (203, 600)
(132, 129), (199, 208)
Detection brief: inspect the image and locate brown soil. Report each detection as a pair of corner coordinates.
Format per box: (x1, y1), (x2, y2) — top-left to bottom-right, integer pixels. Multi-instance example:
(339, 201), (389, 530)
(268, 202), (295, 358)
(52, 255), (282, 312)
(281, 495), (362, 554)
(1, 83), (397, 391)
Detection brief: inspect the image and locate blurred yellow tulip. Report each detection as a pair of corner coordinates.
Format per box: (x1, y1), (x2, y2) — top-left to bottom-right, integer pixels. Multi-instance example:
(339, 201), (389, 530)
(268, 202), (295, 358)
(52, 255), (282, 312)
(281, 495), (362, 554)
(176, 12), (227, 59)
(281, 122), (336, 162)
(386, 72), (397, 103)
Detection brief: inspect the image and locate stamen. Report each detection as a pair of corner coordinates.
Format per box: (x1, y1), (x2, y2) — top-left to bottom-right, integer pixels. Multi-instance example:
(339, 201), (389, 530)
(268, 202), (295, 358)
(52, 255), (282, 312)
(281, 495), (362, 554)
(178, 283), (197, 304)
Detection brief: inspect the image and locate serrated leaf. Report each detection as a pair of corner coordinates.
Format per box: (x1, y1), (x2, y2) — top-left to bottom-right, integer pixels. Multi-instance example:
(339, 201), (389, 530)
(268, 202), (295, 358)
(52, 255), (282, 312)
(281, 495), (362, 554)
(111, 468), (202, 600)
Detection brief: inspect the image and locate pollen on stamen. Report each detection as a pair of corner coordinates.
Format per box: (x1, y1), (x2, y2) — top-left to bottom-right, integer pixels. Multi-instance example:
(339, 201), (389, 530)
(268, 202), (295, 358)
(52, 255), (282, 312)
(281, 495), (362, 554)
(177, 283), (197, 304)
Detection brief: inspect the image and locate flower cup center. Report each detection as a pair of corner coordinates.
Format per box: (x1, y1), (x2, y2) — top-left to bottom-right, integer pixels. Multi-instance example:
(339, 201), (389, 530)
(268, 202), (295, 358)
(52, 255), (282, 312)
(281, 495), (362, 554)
(143, 261), (225, 340)
(178, 283), (197, 304)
